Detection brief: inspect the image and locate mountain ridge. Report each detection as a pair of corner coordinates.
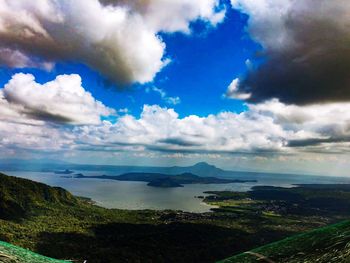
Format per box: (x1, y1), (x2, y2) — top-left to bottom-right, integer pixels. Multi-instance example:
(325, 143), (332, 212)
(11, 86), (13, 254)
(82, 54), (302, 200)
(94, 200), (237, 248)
(0, 160), (227, 177)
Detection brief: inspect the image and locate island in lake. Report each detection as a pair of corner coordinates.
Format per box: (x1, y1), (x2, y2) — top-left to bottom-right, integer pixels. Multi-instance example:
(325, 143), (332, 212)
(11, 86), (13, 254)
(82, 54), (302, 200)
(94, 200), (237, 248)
(74, 172), (257, 187)
(54, 169), (74, 174)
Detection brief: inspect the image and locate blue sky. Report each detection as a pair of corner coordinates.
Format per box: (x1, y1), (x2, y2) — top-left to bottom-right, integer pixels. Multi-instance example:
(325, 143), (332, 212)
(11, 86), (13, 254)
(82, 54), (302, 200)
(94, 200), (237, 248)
(0, 0), (349, 176)
(0, 5), (257, 118)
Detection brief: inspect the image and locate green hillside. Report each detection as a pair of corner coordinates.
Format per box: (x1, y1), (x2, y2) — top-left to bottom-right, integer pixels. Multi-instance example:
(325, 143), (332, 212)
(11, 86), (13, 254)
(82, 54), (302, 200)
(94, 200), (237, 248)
(0, 172), (76, 262)
(0, 172), (77, 220)
(219, 220), (350, 263)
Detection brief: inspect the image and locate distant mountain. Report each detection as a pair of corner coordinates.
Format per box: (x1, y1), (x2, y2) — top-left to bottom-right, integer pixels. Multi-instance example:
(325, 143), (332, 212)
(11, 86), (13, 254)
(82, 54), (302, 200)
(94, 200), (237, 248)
(0, 158), (281, 178)
(0, 159), (232, 176)
(0, 158), (69, 165)
(67, 161), (228, 177)
(0, 158), (71, 172)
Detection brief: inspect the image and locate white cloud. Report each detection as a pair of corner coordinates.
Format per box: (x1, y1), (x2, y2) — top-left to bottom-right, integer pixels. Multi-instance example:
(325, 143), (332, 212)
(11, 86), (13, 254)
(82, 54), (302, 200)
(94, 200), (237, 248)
(251, 100), (350, 146)
(0, 0), (225, 85)
(146, 87), (181, 105)
(1, 73), (114, 125)
(165, 96), (181, 106)
(231, 0), (350, 51)
(224, 78), (251, 100)
(0, 120), (74, 152)
(111, 0), (226, 33)
(230, 0), (292, 50)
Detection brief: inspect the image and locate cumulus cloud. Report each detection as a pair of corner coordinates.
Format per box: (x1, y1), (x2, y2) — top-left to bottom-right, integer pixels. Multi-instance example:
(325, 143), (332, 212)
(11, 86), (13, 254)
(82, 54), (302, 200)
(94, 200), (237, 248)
(1, 73), (114, 125)
(0, 0), (225, 85)
(231, 0), (350, 104)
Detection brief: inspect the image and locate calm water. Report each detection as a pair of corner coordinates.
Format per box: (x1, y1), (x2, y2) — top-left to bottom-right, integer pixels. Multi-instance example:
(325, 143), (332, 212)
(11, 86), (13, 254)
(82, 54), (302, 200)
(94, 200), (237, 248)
(3, 170), (350, 213)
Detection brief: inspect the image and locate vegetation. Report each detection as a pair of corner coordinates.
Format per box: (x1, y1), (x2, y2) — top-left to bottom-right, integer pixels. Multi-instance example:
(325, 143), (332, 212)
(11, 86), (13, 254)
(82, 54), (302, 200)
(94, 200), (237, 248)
(0, 172), (350, 262)
(0, 241), (68, 263)
(204, 184), (350, 218)
(220, 220), (350, 263)
(0, 172), (77, 220)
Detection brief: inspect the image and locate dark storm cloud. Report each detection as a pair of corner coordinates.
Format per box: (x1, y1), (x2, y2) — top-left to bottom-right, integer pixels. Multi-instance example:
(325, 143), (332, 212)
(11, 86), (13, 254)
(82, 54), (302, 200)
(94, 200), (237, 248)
(288, 137), (350, 147)
(23, 109), (74, 124)
(234, 0), (350, 105)
(158, 138), (202, 147)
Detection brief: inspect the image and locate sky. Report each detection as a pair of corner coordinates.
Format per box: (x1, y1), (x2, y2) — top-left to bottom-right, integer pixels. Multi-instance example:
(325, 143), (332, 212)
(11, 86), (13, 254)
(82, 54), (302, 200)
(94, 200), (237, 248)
(0, 0), (350, 176)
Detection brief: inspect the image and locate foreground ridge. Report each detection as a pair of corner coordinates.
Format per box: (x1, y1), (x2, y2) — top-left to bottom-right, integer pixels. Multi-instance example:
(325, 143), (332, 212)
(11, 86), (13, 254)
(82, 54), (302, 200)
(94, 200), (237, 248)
(0, 240), (69, 263)
(219, 220), (350, 263)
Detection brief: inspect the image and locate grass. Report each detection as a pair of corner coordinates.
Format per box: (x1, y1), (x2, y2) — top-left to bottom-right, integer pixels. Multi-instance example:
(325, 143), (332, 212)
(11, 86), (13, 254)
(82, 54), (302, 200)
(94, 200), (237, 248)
(220, 220), (350, 263)
(0, 240), (69, 263)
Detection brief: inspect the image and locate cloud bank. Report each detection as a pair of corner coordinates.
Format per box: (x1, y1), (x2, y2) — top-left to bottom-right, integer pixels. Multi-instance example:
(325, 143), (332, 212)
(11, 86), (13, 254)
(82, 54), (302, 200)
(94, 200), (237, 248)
(231, 0), (350, 104)
(2, 72), (350, 156)
(0, 0), (225, 85)
(78, 101), (350, 154)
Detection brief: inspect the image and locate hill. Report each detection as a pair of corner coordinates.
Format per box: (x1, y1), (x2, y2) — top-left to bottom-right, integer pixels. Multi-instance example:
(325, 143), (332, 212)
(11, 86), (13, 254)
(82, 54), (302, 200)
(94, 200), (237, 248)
(219, 220), (350, 263)
(0, 172), (77, 220)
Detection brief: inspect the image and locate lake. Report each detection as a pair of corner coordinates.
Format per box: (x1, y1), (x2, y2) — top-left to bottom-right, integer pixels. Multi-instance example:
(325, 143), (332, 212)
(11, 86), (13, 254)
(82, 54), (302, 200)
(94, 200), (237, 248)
(3, 170), (350, 212)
